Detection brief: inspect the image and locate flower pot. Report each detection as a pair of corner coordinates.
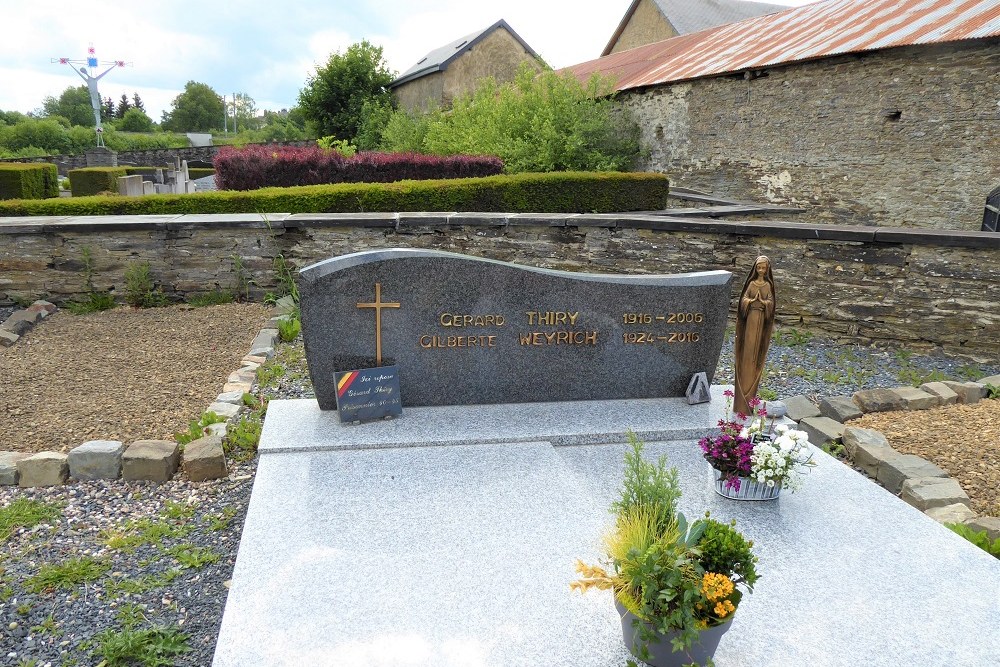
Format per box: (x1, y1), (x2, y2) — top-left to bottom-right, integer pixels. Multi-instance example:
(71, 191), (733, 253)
(615, 599), (732, 667)
(712, 467), (781, 501)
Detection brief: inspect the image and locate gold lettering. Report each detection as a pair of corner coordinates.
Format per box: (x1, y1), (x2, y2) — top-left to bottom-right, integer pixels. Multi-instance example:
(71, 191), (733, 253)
(420, 335), (433, 348)
(519, 333), (532, 345)
(554, 312), (567, 325)
(487, 335), (497, 347)
(532, 333), (544, 345)
(568, 312), (579, 325)
(526, 311), (536, 325)
(557, 331), (569, 343)
(584, 331), (598, 344)
(440, 313), (453, 327)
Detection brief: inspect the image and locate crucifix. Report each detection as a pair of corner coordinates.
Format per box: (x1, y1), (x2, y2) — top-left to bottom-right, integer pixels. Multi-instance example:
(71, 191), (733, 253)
(51, 43), (131, 146)
(357, 282), (400, 367)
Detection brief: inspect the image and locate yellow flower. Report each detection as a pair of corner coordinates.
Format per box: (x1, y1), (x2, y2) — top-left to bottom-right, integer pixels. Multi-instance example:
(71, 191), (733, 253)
(701, 572), (735, 602)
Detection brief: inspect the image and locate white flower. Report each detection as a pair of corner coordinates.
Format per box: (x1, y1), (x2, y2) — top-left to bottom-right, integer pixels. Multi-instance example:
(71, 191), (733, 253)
(775, 423), (789, 435)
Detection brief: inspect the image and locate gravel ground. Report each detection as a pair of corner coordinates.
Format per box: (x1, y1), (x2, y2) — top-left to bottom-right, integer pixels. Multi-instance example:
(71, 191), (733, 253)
(0, 303), (269, 452)
(852, 400), (1000, 516)
(1, 318), (998, 666)
(1, 461), (256, 666)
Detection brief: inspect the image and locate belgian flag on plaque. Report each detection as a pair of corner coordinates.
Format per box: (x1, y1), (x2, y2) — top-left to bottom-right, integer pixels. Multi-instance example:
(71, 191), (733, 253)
(334, 366), (403, 424)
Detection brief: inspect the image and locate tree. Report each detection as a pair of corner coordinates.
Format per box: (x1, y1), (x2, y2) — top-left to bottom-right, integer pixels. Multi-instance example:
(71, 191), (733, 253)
(381, 66), (641, 173)
(102, 97), (115, 122)
(119, 107), (155, 132)
(298, 40), (395, 140)
(41, 86), (95, 127)
(132, 93), (145, 113)
(230, 92), (259, 131)
(161, 81), (224, 132)
(116, 93), (132, 119)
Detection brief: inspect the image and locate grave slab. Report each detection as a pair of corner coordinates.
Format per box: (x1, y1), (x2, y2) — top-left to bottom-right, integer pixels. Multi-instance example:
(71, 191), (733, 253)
(214, 398), (1000, 667)
(257, 388), (732, 453)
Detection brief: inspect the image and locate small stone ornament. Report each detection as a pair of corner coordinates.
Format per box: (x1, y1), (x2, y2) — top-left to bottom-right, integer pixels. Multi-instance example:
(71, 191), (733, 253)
(686, 372), (711, 405)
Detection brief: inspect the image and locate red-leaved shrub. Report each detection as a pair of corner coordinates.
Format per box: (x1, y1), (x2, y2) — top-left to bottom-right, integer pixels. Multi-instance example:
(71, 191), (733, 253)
(214, 145), (504, 191)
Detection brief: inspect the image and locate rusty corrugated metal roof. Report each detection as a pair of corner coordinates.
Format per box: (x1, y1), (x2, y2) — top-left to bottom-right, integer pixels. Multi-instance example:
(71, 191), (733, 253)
(569, 0), (1000, 90)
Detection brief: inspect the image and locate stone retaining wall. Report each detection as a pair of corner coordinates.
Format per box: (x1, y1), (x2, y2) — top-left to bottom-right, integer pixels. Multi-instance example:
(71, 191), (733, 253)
(1, 213), (998, 354)
(619, 39), (1000, 231)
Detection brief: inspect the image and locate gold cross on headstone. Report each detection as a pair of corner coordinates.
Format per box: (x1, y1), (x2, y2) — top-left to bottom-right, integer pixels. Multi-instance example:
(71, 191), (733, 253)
(357, 282), (400, 367)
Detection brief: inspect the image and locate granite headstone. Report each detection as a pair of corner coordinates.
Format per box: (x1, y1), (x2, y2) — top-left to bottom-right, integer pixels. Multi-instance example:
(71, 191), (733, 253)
(299, 249), (733, 409)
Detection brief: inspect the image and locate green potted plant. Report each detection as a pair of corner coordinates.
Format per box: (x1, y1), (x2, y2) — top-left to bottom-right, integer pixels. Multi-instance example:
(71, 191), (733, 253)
(573, 433), (758, 667)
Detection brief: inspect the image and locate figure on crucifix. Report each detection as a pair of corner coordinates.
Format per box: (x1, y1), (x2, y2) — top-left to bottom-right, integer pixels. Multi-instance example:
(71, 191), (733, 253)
(52, 44), (130, 145)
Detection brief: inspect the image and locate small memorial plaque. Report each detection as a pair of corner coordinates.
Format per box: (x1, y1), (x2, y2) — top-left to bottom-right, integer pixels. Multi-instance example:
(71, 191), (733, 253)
(334, 366), (403, 423)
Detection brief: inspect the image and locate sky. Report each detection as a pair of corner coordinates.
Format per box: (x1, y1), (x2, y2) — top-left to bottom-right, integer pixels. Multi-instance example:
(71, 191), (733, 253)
(0, 0), (814, 122)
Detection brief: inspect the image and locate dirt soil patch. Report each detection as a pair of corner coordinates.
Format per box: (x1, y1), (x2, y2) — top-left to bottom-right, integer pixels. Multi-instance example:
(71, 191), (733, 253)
(0, 303), (269, 452)
(851, 400), (1000, 517)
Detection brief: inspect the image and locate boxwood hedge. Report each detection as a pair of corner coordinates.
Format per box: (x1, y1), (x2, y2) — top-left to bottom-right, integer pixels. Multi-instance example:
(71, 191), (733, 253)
(0, 163), (59, 200)
(0, 171), (669, 216)
(68, 167), (128, 197)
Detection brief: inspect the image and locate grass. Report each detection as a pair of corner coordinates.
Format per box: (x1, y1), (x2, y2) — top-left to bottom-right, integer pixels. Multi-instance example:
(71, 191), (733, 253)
(65, 291), (116, 315)
(205, 506), (238, 532)
(92, 624), (190, 667)
(24, 556), (110, 593)
(102, 512), (194, 553)
(173, 411), (227, 445)
(0, 497), (61, 542)
(187, 289), (236, 307)
(166, 544), (220, 569)
(773, 327), (813, 347)
(103, 569), (182, 597)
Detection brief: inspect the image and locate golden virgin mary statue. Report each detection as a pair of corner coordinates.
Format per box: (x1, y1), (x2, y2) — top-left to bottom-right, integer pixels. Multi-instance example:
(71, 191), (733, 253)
(734, 256), (776, 415)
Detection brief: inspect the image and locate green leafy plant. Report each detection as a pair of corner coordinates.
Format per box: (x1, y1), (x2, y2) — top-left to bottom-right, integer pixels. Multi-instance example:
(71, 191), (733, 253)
(24, 556), (109, 593)
(773, 327), (813, 347)
(225, 412), (264, 462)
(30, 613), (61, 636)
(205, 507), (238, 532)
(123, 260), (168, 308)
(166, 544), (220, 569)
(277, 316), (301, 342)
(985, 383), (1000, 399)
(65, 246), (116, 314)
(92, 624), (190, 667)
(956, 364), (985, 381)
(187, 289), (235, 307)
(0, 497), (61, 542)
(103, 569), (181, 597)
(231, 254), (256, 302)
(573, 435), (758, 666)
(174, 411), (227, 445)
(316, 136), (357, 156)
(945, 523), (1000, 559)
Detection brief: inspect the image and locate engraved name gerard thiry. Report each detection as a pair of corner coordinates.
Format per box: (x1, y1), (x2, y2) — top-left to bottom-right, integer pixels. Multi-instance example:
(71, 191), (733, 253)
(416, 309), (703, 350)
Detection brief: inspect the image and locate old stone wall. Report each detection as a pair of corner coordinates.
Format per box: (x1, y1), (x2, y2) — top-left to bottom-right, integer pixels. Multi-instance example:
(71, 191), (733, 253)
(609, 0), (678, 54)
(620, 39), (1000, 231)
(0, 140), (315, 176)
(1, 214), (997, 355)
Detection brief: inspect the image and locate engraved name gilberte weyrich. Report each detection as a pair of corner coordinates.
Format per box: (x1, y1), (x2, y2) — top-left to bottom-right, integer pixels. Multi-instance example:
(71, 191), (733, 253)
(299, 249), (734, 410)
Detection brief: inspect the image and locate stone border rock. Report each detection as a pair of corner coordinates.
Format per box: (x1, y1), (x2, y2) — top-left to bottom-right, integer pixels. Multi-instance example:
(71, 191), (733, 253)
(0, 311), (282, 488)
(0, 300), (57, 347)
(782, 376), (1000, 541)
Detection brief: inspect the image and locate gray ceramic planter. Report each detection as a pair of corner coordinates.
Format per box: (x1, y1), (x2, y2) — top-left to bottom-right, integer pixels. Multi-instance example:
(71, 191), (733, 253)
(614, 599), (732, 667)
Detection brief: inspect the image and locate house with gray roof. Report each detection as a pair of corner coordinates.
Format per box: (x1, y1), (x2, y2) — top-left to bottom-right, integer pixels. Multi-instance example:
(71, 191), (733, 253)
(389, 19), (543, 112)
(602, 0), (785, 55)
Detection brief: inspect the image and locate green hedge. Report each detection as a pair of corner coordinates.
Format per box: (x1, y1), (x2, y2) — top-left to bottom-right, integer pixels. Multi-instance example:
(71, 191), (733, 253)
(0, 172), (669, 216)
(69, 167), (128, 197)
(0, 163), (58, 200)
